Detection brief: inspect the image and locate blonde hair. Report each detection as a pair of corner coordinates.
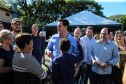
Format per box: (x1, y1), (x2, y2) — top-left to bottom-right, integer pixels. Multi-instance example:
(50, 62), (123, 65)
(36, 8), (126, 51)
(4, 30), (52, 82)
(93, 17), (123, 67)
(114, 31), (126, 47)
(94, 34), (99, 39)
(0, 29), (12, 43)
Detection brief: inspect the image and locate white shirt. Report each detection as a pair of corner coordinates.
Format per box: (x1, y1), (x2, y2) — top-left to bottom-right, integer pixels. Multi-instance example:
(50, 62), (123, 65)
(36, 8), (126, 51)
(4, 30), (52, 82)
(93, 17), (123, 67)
(79, 40), (87, 63)
(80, 35), (96, 65)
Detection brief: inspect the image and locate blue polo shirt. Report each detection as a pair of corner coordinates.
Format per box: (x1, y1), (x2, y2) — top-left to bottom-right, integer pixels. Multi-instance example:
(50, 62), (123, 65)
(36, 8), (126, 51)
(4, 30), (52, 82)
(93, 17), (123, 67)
(45, 33), (79, 62)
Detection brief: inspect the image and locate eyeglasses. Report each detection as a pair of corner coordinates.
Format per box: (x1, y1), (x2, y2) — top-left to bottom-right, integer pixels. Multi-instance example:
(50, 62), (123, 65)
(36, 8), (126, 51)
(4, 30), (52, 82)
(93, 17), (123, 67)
(13, 24), (22, 26)
(5, 38), (14, 40)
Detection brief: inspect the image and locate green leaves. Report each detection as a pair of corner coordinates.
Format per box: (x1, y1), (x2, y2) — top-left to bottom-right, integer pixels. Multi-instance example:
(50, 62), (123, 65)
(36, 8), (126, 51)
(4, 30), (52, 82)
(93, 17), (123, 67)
(108, 15), (126, 31)
(1, 0), (105, 36)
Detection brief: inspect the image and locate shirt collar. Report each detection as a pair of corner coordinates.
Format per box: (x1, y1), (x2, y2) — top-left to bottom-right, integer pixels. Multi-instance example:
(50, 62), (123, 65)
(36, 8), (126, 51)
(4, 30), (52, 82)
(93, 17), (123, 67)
(57, 33), (71, 39)
(12, 33), (16, 37)
(98, 39), (111, 44)
(85, 35), (93, 40)
(32, 34), (38, 37)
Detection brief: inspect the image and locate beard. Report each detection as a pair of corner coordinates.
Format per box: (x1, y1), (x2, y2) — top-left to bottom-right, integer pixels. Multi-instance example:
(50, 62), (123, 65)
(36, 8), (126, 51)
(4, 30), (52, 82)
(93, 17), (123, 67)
(100, 37), (107, 42)
(14, 29), (21, 33)
(87, 34), (93, 38)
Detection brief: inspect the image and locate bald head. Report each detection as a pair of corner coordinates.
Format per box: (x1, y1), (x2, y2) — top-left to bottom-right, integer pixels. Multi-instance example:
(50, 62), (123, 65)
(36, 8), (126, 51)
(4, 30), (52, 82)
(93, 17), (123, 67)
(74, 28), (82, 41)
(74, 28), (81, 33)
(100, 28), (109, 43)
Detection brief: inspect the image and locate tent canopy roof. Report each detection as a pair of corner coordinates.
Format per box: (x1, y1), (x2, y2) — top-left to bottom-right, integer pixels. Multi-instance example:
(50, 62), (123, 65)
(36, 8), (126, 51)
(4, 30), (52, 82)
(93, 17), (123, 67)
(44, 11), (121, 28)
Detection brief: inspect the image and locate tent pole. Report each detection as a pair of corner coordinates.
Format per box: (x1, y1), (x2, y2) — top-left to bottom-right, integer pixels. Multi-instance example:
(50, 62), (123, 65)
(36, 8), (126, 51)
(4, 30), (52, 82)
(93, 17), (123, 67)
(121, 25), (123, 31)
(42, 26), (44, 31)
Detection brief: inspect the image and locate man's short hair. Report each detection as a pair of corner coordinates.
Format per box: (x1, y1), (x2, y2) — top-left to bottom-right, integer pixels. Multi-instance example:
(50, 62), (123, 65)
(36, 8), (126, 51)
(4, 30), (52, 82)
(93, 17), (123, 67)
(15, 33), (32, 49)
(11, 18), (21, 24)
(102, 27), (110, 35)
(59, 38), (71, 51)
(86, 26), (93, 31)
(32, 24), (38, 29)
(74, 27), (82, 33)
(58, 19), (69, 29)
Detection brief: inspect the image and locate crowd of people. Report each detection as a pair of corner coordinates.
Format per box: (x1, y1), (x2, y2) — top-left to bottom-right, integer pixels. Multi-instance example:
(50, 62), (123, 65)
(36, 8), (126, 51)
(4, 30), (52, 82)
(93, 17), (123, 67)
(0, 18), (126, 84)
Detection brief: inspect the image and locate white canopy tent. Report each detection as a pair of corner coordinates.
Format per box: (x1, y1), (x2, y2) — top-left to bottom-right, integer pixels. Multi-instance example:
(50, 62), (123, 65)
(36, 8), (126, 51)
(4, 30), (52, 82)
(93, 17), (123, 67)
(44, 11), (123, 30)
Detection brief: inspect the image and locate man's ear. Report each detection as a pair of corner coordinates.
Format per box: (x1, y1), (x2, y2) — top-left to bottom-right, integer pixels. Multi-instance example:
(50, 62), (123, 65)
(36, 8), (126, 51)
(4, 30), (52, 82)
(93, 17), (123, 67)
(11, 24), (13, 29)
(25, 43), (27, 48)
(65, 25), (68, 30)
(80, 32), (82, 36)
(1, 38), (5, 43)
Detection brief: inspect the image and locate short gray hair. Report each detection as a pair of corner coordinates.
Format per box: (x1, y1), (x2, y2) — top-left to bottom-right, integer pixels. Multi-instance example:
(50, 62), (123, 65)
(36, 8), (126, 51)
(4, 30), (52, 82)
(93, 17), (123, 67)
(32, 24), (38, 28)
(0, 29), (12, 43)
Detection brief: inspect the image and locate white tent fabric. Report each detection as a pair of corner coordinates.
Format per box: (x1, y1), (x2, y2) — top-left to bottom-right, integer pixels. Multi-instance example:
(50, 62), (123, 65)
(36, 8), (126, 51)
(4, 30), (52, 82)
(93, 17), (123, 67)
(44, 11), (121, 27)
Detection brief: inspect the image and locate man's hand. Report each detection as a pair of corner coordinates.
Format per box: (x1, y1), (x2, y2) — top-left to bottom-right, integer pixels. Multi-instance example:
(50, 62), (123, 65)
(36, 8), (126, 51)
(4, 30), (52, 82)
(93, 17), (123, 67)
(100, 63), (108, 68)
(74, 67), (79, 77)
(46, 50), (53, 57)
(92, 59), (100, 66)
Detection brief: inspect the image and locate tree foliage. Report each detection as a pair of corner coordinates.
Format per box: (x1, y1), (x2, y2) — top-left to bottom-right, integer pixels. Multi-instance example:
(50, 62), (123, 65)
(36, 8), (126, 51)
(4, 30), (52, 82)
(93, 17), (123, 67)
(108, 15), (124, 22)
(13, 0), (104, 32)
(1, 0), (105, 37)
(108, 15), (126, 31)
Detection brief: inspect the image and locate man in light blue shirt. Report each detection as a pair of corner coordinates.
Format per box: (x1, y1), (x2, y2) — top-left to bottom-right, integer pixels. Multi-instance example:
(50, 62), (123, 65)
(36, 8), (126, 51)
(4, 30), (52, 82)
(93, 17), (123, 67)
(80, 26), (95, 84)
(89, 28), (120, 84)
(74, 27), (87, 83)
(45, 19), (80, 78)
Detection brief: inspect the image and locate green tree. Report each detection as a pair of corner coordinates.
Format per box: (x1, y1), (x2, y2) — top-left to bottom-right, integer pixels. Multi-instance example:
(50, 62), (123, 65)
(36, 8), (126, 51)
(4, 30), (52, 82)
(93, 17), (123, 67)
(119, 15), (126, 31)
(108, 15), (124, 22)
(2, 0), (105, 37)
(108, 15), (126, 31)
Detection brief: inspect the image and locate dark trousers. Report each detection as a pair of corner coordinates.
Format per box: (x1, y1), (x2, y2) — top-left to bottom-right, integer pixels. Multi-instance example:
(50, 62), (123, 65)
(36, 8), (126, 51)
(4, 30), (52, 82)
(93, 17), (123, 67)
(111, 66), (122, 84)
(84, 64), (92, 84)
(78, 65), (87, 84)
(90, 71), (111, 84)
(75, 66), (82, 84)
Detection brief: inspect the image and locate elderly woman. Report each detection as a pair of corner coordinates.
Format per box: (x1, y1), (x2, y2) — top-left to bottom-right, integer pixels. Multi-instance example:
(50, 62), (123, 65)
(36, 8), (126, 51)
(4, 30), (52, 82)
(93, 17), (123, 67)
(0, 29), (14, 84)
(12, 33), (47, 84)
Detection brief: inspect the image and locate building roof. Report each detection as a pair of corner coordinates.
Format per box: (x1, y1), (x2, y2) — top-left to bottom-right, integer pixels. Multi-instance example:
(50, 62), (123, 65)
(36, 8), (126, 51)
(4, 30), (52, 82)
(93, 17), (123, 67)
(44, 11), (121, 28)
(0, 4), (13, 12)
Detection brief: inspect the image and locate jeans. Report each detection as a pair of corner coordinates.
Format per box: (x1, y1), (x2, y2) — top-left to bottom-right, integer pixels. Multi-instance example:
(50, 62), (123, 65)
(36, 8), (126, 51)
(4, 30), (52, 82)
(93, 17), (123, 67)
(78, 65), (87, 84)
(90, 71), (111, 84)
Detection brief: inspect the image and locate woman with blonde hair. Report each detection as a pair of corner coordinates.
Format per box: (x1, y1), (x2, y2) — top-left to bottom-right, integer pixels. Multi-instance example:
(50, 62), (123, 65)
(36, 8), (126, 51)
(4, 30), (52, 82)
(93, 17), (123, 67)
(112, 31), (126, 84)
(94, 34), (99, 40)
(0, 29), (14, 84)
(114, 31), (126, 72)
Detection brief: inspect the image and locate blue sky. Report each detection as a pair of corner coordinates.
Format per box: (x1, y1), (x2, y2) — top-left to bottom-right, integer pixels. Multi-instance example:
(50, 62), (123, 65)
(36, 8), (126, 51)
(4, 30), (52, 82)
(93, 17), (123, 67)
(95, 0), (126, 17)
(26, 0), (126, 17)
